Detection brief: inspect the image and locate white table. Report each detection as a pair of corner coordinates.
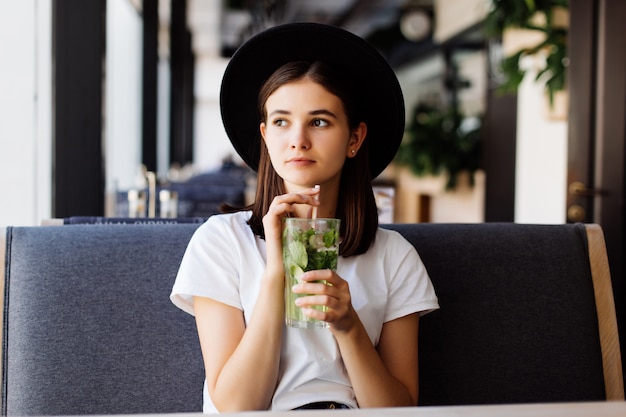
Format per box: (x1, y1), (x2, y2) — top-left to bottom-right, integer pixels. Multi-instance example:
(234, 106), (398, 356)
(176, 401), (626, 416)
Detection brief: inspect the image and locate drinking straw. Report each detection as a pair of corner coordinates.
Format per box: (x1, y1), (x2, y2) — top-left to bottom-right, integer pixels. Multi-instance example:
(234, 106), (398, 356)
(311, 184), (320, 220)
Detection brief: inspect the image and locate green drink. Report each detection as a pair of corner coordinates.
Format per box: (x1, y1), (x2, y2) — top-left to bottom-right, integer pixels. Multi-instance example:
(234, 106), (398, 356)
(282, 217), (340, 329)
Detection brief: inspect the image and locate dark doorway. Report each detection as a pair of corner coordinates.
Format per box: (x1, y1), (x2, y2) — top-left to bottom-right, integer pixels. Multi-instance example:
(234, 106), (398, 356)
(567, 0), (626, 383)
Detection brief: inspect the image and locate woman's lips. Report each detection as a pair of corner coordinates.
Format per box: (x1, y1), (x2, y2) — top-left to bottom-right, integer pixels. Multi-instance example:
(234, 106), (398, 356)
(287, 157), (315, 166)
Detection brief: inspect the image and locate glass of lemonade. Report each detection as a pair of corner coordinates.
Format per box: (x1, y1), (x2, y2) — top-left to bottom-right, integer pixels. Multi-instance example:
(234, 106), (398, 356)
(282, 217), (341, 329)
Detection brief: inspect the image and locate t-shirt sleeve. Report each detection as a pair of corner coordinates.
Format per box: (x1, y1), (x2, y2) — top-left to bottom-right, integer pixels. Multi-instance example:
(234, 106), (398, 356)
(170, 217), (242, 316)
(384, 231), (439, 322)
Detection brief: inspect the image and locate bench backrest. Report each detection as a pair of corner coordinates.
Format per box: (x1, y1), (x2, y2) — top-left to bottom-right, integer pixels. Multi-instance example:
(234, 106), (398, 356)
(1, 222), (623, 415)
(1, 224), (203, 415)
(386, 223), (623, 405)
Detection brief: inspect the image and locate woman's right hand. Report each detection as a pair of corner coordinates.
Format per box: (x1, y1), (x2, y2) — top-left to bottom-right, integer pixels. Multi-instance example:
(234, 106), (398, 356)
(261, 187), (320, 277)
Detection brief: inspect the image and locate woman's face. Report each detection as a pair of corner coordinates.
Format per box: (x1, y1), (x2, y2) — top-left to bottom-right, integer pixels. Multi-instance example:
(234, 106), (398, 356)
(260, 78), (365, 193)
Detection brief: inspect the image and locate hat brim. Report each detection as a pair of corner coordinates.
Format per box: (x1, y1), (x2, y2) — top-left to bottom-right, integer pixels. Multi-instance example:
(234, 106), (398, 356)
(220, 22), (405, 179)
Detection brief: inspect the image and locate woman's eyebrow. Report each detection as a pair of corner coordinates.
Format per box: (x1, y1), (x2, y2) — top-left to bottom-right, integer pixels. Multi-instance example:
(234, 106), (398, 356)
(268, 109), (291, 117)
(268, 109), (338, 119)
(310, 109), (337, 118)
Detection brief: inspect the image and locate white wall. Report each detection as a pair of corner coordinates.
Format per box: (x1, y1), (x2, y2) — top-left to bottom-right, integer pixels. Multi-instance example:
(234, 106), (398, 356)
(188, 0), (234, 173)
(514, 68), (568, 224)
(106, 0), (144, 193)
(193, 56), (232, 172)
(0, 0), (52, 226)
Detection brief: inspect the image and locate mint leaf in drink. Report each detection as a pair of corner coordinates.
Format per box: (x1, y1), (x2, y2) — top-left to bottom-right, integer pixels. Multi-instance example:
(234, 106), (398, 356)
(323, 228), (339, 248)
(308, 248), (338, 270)
(287, 240), (308, 269)
(289, 264), (305, 283)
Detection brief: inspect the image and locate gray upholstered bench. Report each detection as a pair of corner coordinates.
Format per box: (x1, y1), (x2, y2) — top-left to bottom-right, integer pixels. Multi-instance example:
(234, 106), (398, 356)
(1, 222), (623, 415)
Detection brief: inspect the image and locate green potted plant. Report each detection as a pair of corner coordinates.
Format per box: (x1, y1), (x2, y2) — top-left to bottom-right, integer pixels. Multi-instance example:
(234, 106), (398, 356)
(485, 0), (569, 106)
(394, 103), (483, 190)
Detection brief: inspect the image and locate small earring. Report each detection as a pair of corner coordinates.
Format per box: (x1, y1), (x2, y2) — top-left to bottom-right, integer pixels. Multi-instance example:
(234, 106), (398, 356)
(351, 149), (356, 155)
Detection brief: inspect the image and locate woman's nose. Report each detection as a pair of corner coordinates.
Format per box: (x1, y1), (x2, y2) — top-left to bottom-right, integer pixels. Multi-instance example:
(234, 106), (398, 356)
(290, 125), (311, 149)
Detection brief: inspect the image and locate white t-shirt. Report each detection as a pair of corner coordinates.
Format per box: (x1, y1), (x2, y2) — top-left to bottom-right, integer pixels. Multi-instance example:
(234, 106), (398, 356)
(170, 211), (439, 413)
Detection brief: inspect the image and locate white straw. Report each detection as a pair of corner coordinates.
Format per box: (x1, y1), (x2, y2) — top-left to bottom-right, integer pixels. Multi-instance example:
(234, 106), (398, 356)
(311, 184), (320, 220)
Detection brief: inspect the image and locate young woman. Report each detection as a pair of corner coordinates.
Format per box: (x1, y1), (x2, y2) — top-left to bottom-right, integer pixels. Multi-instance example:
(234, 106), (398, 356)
(171, 23), (438, 413)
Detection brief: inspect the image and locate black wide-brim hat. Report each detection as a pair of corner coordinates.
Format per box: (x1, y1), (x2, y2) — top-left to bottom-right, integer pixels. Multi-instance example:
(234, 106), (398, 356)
(220, 22), (405, 179)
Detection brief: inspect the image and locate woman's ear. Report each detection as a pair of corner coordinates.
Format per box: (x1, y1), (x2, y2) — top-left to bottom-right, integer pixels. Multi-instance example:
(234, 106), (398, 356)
(260, 122), (267, 141)
(346, 122), (367, 158)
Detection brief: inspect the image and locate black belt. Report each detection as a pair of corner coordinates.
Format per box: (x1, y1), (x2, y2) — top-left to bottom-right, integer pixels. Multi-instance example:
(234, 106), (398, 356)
(294, 401), (351, 410)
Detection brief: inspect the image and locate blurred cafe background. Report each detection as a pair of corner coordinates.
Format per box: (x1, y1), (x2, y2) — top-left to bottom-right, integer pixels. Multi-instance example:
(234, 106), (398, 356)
(1, 0), (625, 363)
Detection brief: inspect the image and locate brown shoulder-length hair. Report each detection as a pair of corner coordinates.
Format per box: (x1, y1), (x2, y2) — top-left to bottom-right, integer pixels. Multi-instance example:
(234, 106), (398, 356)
(228, 61), (379, 257)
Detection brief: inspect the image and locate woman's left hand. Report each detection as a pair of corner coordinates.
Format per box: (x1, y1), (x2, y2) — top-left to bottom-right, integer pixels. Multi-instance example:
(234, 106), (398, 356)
(291, 270), (357, 333)
(294, 270), (420, 408)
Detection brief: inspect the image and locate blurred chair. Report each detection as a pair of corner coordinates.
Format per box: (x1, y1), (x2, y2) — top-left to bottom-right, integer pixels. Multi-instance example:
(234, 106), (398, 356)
(115, 164), (252, 219)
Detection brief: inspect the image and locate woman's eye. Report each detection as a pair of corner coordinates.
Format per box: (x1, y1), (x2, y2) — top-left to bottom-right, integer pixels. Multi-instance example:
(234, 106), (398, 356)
(273, 119), (288, 127)
(312, 119), (329, 127)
